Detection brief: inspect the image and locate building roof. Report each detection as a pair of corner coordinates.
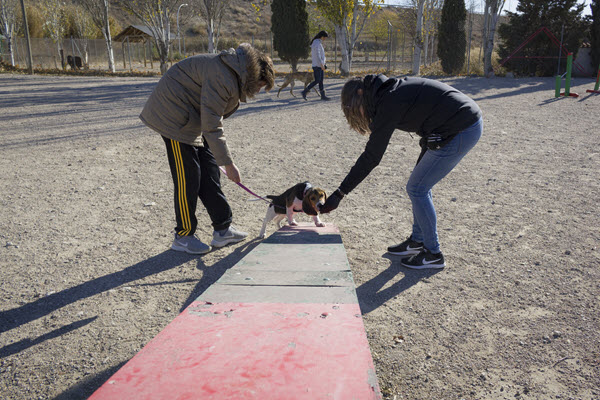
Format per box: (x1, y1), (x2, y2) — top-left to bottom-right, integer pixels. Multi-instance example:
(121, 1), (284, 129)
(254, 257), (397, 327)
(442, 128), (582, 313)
(114, 25), (177, 42)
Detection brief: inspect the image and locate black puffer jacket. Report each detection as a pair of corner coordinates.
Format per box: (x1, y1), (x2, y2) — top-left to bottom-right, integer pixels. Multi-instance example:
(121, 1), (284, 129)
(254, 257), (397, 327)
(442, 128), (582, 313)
(339, 74), (482, 195)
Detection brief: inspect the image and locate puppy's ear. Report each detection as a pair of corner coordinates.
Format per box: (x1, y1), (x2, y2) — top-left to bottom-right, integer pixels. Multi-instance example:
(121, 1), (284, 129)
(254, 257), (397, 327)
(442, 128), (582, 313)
(302, 192), (318, 216)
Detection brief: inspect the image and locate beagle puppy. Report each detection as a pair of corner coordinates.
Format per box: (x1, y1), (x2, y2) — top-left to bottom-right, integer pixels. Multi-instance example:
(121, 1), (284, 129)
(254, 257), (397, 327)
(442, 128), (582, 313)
(259, 182), (327, 238)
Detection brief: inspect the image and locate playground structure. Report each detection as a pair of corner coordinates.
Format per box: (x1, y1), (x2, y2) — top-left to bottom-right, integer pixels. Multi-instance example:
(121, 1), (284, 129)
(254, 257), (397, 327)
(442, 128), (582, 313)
(586, 65), (600, 94)
(495, 26), (594, 99)
(555, 53), (579, 98)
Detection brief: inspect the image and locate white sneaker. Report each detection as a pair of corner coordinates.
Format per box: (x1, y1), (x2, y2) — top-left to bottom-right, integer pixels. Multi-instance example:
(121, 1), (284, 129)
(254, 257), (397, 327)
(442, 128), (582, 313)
(211, 226), (248, 248)
(171, 233), (211, 254)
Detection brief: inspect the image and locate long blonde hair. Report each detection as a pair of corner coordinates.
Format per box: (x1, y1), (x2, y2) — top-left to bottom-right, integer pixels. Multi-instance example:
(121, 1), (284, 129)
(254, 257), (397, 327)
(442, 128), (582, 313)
(341, 77), (370, 135)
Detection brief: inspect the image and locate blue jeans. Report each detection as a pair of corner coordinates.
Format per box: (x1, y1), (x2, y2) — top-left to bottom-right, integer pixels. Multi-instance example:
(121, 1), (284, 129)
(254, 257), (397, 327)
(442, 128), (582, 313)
(305, 67), (324, 92)
(406, 118), (483, 254)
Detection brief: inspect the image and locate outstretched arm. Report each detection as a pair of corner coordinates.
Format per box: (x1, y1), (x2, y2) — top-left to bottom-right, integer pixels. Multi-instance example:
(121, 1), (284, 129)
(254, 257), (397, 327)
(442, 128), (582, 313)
(320, 120), (396, 213)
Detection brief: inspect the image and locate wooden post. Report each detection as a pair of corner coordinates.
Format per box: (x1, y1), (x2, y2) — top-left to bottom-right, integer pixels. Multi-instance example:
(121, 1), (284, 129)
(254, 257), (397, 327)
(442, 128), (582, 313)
(19, 0), (34, 74)
(127, 37), (132, 72)
(122, 39), (126, 69)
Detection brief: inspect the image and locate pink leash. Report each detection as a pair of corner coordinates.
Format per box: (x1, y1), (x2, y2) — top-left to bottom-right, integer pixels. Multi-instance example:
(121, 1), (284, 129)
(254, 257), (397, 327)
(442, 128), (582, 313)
(219, 166), (273, 204)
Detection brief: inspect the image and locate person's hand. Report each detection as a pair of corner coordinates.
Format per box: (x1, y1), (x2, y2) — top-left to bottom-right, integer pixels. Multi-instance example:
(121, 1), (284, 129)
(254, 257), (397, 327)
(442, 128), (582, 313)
(320, 189), (344, 213)
(224, 163), (241, 183)
(323, 64), (328, 70)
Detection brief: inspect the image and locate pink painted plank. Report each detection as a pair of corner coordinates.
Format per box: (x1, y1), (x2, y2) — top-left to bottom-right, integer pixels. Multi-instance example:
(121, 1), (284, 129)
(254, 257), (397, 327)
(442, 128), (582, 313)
(279, 223), (340, 234)
(89, 301), (381, 400)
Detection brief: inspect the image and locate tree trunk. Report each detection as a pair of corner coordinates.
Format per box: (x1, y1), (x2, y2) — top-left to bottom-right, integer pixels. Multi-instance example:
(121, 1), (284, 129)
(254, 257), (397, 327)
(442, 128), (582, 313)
(484, 2), (501, 77)
(412, 0), (426, 75)
(59, 45), (65, 70)
(84, 42), (89, 70)
(7, 36), (15, 66)
(159, 40), (169, 74)
(335, 25), (351, 76)
(482, 1), (490, 65)
(102, 3), (115, 72)
(424, 30), (430, 67)
(430, 34), (435, 65)
(207, 19), (215, 53)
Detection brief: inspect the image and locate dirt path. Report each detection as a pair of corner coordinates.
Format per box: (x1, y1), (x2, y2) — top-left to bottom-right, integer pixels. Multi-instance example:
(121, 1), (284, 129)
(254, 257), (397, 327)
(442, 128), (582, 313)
(0, 73), (598, 399)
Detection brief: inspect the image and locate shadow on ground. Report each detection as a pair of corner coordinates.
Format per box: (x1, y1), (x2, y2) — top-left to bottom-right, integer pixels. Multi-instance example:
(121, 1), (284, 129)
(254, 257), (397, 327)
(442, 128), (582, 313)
(356, 253), (441, 314)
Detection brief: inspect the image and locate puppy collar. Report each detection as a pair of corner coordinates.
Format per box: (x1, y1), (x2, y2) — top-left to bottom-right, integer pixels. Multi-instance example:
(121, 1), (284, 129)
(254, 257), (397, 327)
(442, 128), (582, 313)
(303, 183), (312, 197)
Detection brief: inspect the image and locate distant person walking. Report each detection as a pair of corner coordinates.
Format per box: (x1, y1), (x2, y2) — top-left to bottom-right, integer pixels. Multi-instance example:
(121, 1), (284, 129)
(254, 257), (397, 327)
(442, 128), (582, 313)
(302, 31), (331, 101)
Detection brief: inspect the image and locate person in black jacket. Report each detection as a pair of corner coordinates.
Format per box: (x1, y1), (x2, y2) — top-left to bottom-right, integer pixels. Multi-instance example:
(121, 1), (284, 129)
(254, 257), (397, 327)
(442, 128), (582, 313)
(320, 74), (483, 269)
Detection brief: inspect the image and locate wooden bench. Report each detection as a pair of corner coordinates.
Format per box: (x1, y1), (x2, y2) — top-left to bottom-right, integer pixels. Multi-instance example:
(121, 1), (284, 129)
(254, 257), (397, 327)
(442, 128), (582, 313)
(89, 223), (382, 399)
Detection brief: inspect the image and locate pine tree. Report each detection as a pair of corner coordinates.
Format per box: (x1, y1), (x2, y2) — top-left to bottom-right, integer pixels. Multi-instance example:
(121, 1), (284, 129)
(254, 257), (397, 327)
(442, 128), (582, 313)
(271, 0), (310, 72)
(591, 0), (600, 70)
(437, 0), (467, 75)
(497, 0), (587, 76)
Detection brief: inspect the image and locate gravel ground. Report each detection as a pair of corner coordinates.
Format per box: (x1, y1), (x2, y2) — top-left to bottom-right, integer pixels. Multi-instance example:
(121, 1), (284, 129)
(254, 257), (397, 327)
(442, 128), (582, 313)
(0, 73), (599, 400)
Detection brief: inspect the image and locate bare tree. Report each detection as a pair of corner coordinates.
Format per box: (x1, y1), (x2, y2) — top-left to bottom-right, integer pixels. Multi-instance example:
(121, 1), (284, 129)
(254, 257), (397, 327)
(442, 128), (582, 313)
(72, 5), (96, 69)
(422, 0), (442, 67)
(368, 9), (396, 61)
(76, 0), (115, 72)
(40, 0), (67, 69)
(411, 0), (427, 74)
(0, 0), (18, 66)
(114, 0), (181, 74)
(466, 0), (477, 73)
(192, 0), (230, 53)
(483, 0), (505, 76)
(314, 0), (382, 76)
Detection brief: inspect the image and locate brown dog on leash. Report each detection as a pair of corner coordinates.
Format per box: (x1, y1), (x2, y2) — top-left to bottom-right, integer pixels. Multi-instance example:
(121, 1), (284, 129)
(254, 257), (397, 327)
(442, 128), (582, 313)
(277, 71), (319, 98)
(259, 182), (327, 238)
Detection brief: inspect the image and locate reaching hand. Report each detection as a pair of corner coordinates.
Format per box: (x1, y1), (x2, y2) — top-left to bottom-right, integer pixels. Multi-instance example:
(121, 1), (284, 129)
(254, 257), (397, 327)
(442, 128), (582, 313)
(320, 189), (344, 213)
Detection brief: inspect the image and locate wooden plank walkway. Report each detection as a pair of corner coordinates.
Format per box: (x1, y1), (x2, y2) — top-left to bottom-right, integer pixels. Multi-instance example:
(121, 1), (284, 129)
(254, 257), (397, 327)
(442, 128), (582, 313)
(89, 223), (382, 400)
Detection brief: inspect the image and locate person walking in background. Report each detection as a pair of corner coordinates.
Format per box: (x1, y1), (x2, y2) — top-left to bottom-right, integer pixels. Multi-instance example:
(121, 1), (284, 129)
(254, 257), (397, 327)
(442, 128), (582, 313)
(320, 74), (482, 269)
(302, 30), (331, 101)
(140, 43), (275, 254)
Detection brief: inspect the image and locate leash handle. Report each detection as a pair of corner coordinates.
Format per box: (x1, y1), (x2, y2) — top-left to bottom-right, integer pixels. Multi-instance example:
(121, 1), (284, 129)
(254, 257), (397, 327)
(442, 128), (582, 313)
(219, 166), (272, 204)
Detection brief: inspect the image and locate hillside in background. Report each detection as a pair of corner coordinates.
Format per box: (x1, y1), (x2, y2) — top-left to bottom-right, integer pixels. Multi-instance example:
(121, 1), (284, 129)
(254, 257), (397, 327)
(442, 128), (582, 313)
(110, 0), (273, 43)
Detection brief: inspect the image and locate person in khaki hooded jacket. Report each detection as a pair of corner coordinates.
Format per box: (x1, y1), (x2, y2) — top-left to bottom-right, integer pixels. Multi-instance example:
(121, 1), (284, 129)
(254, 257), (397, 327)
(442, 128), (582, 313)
(140, 43), (275, 254)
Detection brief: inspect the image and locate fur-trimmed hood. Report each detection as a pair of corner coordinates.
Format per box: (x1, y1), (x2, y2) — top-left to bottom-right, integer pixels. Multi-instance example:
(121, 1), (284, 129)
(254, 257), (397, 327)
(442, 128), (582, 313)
(220, 43), (266, 102)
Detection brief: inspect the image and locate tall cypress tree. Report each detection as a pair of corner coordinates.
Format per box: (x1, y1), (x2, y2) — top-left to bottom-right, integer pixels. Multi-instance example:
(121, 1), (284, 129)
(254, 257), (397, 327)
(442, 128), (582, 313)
(591, 0), (600, 70)
(497, 0), (587, 76)
(437, 0), (467, 75)
(271, 0), (310, 72)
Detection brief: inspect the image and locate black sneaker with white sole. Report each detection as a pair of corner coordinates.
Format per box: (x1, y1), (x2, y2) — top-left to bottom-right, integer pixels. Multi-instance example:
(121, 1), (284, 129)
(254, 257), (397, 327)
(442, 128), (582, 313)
(401, 249), (446, 269)
(387, 237), (424, 256)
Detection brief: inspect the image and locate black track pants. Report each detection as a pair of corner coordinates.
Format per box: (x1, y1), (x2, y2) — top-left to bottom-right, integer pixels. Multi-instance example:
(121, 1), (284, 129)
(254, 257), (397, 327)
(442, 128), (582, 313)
(162, 136), (232, 236)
